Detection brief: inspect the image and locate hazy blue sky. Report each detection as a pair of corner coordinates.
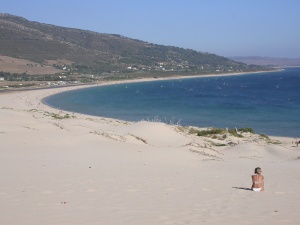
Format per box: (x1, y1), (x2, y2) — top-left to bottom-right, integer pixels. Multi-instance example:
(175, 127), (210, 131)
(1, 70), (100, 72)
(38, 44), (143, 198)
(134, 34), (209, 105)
(1, 0), (300, 58)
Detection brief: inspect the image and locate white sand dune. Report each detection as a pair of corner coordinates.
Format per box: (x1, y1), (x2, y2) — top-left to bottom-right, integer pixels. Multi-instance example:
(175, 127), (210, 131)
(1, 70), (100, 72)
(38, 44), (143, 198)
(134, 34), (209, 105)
(224, 142), (299, 162)
(1, 85), (300, 225)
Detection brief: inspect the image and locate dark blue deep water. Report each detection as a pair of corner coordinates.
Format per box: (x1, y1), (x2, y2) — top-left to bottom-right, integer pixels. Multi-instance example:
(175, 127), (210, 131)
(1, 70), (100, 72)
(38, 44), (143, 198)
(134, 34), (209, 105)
(44, 68), (300, 137)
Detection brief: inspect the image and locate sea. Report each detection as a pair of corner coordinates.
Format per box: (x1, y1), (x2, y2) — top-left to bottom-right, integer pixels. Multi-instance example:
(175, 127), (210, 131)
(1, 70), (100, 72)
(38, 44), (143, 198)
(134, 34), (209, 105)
(44, 67), (300, 138)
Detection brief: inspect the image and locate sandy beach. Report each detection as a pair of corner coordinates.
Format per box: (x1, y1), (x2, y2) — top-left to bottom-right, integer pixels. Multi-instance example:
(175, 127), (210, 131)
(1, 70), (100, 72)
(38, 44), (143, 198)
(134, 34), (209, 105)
(1, 78), (300, 225)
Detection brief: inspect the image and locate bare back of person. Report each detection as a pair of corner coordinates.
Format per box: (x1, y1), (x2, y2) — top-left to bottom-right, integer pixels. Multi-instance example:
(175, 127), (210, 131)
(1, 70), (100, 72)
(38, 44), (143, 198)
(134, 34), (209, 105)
(251, 167), (264, 191)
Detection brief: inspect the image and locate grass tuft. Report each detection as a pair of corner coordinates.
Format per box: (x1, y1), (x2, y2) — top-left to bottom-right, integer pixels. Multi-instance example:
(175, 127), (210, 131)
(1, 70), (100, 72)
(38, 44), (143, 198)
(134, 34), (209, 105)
(197, 128), (224, 136)
(44, 111), (75, 119)
(238, 127), (255, 133)
(259, 134), (269, 139)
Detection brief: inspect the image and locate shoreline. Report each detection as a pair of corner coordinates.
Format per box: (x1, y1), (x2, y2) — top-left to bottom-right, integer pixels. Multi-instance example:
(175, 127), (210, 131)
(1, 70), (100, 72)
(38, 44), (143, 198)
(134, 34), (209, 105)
(1, 68), (294, 139)
(1, 69), (300, 224)
(0, 68), (281, 94)
(41, 68), (294, 139)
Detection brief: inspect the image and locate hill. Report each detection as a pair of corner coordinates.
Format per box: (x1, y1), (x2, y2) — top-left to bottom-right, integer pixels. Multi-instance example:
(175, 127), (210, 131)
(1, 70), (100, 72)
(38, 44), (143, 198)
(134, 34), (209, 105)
(0, 13), (266, 81)
(229, 56), (300, 67)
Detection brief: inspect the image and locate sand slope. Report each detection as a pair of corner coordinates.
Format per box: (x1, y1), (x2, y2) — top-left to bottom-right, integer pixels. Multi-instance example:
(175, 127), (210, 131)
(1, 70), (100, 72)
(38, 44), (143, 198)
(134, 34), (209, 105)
(1, 87), (300, 225)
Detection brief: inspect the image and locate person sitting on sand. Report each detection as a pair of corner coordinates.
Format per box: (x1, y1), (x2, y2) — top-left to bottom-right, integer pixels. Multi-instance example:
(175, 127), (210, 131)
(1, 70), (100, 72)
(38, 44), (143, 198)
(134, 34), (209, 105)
(251, 167), (264, 191)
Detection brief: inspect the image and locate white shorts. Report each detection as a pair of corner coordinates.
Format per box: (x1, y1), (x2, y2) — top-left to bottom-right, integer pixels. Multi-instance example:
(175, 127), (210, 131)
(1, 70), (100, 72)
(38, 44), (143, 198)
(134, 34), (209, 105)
(252, 188), (262, 192)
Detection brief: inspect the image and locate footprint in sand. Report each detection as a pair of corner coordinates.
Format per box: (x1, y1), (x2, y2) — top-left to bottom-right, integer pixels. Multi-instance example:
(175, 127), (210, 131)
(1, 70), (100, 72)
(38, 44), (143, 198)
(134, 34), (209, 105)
(42, 190), (54, 194)
(165, 188), (176, 191)
(200, 188), (210, 192)
(124, 189), (137, 192)
(274, 191), (285, 194)
(86, 188), (97, 193)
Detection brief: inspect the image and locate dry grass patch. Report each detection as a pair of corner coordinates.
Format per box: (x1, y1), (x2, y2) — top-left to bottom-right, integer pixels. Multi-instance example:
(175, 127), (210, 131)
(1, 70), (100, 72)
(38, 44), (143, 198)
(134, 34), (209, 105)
(0, 55), (63, 75)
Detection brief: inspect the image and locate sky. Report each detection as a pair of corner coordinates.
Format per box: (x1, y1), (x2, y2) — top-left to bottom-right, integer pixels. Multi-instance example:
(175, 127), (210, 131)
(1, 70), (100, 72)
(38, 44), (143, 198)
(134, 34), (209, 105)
(1, 0), (300, 58)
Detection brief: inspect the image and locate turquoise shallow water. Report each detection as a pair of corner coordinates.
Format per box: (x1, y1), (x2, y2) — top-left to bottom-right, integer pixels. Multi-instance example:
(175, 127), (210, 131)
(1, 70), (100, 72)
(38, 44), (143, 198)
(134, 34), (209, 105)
(44, 68), (300, 137)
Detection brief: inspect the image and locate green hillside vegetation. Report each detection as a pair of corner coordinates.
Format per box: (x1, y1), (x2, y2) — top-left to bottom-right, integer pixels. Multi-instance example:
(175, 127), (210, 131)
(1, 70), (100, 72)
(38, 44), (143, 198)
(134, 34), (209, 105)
(0, 13), (268, 81)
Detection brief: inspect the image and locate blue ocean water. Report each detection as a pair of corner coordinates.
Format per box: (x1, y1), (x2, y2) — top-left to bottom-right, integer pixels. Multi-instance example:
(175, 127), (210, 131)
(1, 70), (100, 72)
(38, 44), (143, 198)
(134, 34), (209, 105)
(44, 68), (300, 137)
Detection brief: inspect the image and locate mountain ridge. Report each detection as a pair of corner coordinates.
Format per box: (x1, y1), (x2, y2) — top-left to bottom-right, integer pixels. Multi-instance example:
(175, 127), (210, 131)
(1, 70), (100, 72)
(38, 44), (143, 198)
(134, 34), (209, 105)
(230, 56), (300, 66)
(0, 13), (265, 78)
